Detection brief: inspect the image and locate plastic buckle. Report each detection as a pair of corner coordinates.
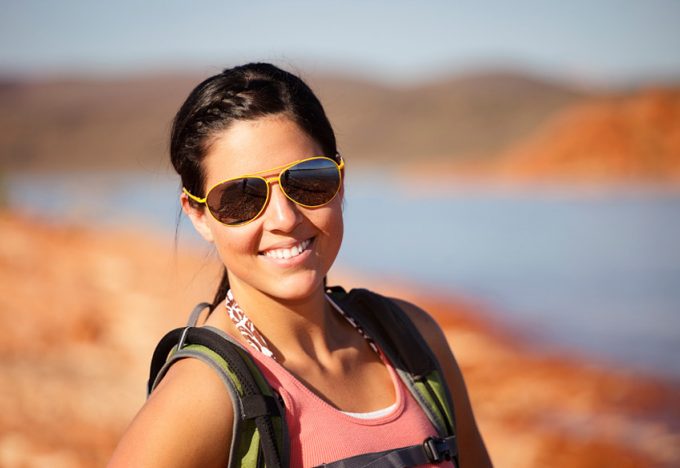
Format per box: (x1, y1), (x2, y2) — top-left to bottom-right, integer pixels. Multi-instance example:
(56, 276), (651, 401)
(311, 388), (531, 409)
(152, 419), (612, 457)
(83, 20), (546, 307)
(423, 437), (452, 464)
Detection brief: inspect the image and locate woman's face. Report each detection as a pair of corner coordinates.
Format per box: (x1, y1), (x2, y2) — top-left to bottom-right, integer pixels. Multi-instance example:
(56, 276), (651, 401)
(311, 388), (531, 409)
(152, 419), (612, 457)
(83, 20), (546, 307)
(184, 115), (344, 302)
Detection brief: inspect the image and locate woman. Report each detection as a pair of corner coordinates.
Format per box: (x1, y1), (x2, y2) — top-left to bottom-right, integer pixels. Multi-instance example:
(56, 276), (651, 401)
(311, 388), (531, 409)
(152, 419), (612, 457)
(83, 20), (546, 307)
(109, 63), (491, 467)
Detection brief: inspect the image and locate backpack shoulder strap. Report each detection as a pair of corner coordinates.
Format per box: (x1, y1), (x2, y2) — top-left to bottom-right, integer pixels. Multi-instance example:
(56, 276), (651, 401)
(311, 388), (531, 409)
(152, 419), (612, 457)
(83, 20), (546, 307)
(148, 304), (288, 468)
(315, 435), (457, 468)
(327, 287), (458, 447)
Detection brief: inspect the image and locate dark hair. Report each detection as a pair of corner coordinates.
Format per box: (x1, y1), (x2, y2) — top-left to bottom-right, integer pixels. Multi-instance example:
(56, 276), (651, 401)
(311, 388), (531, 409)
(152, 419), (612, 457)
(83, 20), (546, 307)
(170, 63), (337, 309)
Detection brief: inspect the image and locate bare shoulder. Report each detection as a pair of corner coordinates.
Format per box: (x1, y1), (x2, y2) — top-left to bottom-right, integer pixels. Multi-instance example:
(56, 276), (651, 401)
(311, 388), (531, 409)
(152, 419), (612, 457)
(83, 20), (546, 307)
(389, 297), (493, 467)
(108, 357), (233, 468)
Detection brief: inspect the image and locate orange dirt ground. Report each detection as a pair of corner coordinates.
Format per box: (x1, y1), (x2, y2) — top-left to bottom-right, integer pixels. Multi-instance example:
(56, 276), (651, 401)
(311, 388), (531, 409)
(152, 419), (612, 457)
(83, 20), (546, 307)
(0, 211), (678, 467)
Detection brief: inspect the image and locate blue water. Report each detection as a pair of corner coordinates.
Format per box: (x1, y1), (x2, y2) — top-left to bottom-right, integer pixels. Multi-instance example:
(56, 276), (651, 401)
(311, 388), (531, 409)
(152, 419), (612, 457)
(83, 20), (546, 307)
(6, 170), (680, 380)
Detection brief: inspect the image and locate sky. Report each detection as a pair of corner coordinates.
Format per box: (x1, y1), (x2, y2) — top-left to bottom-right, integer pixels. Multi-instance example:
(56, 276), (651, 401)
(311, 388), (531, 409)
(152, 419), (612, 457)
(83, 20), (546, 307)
(1, 0), (680, 85)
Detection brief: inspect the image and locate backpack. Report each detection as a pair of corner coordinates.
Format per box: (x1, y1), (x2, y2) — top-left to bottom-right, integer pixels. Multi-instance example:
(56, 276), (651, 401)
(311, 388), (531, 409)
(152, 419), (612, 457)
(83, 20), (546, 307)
(148, 287), (459, 467)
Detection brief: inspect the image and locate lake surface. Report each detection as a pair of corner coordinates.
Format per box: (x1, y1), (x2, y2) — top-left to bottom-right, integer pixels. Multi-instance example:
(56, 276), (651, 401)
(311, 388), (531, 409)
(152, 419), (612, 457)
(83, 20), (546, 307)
(6, 169), (680, 381)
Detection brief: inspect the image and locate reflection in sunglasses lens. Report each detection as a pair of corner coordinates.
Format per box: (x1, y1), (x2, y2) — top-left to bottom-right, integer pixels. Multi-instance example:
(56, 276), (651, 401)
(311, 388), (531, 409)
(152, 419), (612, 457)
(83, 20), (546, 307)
(208, 177), (268, 225)
(283, 159), (340, 207)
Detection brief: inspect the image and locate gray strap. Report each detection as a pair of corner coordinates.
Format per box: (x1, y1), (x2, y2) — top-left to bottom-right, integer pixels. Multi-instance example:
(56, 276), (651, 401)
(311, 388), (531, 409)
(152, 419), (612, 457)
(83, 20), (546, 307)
(172, 303), (212, 353)
(317, 436), (456, 468)
(186, 302), (212, 327)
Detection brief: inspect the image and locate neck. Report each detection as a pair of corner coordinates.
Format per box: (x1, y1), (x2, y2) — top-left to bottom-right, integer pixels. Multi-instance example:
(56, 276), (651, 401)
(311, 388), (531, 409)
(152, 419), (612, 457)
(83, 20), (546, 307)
(228, 280), (343, 363)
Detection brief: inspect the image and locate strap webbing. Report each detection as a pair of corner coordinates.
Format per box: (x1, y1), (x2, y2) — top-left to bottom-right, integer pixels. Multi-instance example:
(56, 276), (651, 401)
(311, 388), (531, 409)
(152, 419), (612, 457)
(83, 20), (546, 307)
(316, 435), (457, 468)
(242, 394), (280, 419)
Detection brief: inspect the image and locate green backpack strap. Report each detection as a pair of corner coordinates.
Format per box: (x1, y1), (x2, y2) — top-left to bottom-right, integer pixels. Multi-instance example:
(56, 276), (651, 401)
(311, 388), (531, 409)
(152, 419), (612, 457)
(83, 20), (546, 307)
(327, 287), (458, 462)
(148, 304), (288, 468)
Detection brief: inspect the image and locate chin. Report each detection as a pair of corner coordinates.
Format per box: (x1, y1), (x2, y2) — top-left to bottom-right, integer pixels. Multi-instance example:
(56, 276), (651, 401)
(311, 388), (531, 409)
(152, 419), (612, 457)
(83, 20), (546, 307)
(262, 272), (325, 302)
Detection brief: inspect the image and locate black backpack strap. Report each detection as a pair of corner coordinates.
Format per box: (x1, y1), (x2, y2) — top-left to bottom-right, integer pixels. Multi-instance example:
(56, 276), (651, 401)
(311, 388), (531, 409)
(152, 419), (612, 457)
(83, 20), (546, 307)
(148, 323), (287, 468)
(316, 435), (457, 468)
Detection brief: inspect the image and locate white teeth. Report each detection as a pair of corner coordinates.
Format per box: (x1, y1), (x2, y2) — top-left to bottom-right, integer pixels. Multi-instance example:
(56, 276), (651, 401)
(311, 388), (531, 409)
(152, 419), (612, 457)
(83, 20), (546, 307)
(263, 239), (311, 260)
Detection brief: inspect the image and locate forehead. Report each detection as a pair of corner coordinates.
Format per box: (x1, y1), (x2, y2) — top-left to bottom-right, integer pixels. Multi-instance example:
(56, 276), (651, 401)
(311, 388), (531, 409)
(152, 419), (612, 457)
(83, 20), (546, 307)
(202, 116), (322, 185)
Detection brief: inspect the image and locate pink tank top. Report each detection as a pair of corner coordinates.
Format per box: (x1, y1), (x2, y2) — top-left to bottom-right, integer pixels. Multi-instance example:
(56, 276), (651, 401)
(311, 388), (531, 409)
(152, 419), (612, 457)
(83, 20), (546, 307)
(248, 349), (455, 467)
(224, 290), (455, 467)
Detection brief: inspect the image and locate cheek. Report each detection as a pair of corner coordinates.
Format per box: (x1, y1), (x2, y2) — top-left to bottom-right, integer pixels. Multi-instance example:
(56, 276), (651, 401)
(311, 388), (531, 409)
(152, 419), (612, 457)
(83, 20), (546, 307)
(329, 208), (344, 244)
(209, 221), (261, 267)
(315, 201), (344, 256)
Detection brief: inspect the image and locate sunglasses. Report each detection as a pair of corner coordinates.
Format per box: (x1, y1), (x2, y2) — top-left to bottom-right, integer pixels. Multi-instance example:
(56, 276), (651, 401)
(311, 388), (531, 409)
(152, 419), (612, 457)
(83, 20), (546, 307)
(183, 155), (344, 226)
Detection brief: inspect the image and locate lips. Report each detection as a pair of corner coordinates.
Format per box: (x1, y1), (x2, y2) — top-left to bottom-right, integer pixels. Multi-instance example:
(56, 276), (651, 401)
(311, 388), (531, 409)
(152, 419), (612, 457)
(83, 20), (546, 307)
(259, 238), (313, 260)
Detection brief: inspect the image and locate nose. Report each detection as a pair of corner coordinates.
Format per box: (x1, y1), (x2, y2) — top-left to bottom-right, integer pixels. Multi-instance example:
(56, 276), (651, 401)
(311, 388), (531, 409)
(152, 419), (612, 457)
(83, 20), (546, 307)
(262, 183), (302, 233)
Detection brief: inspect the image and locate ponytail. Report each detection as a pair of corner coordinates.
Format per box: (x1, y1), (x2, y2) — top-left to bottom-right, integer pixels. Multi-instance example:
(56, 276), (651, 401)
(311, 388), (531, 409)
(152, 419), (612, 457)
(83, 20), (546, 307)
(211, 267), (230, 311)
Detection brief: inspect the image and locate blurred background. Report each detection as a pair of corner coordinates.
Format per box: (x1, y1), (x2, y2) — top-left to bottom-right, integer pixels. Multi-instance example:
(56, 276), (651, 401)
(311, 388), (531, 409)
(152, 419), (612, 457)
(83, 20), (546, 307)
(1, 1), (679, 466)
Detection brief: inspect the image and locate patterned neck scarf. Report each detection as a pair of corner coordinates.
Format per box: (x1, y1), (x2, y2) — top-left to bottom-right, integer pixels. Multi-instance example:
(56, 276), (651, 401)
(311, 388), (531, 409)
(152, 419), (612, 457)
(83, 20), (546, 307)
(225, 289), (378, 361)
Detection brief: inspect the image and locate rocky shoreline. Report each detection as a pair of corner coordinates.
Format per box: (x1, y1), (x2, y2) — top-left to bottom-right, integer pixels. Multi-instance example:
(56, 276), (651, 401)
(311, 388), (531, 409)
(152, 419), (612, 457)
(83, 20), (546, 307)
(0, 210), (678, 467)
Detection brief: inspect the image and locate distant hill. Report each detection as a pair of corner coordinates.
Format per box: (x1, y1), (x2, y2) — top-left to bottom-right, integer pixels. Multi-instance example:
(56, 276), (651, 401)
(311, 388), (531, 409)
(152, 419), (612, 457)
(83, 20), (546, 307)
(0, 75), (199, 172)
(310, 70), (587, 163)
(494, 87), (680, 183)
(0, 69), (586, 171)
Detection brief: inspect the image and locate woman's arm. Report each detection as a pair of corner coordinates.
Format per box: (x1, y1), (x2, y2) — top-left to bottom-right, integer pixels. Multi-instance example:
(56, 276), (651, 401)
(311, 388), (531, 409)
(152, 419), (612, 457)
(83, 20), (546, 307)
(392, 298), (493, 468)
(108, 357), (233, 468)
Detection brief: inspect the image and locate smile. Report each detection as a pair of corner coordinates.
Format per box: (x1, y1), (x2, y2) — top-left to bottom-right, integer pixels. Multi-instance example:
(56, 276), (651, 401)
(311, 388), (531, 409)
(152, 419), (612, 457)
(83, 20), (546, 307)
(261, 238), (312, 260)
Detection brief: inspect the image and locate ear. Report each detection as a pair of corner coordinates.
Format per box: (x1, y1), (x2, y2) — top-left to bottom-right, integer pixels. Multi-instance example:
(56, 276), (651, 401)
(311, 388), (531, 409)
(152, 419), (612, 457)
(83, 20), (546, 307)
(180, 193), (215, 243)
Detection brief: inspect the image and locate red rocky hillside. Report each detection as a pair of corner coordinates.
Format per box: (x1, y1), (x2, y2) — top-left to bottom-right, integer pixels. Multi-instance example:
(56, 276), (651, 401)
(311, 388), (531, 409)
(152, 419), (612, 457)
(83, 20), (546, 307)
(496, 88), (680, 183)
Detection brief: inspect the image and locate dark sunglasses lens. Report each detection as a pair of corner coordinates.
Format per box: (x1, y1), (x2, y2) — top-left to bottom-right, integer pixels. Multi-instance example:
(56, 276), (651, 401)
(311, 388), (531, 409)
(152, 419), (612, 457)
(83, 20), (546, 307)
(206, 178), (268, 225)
(281, 159), (341, 207)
